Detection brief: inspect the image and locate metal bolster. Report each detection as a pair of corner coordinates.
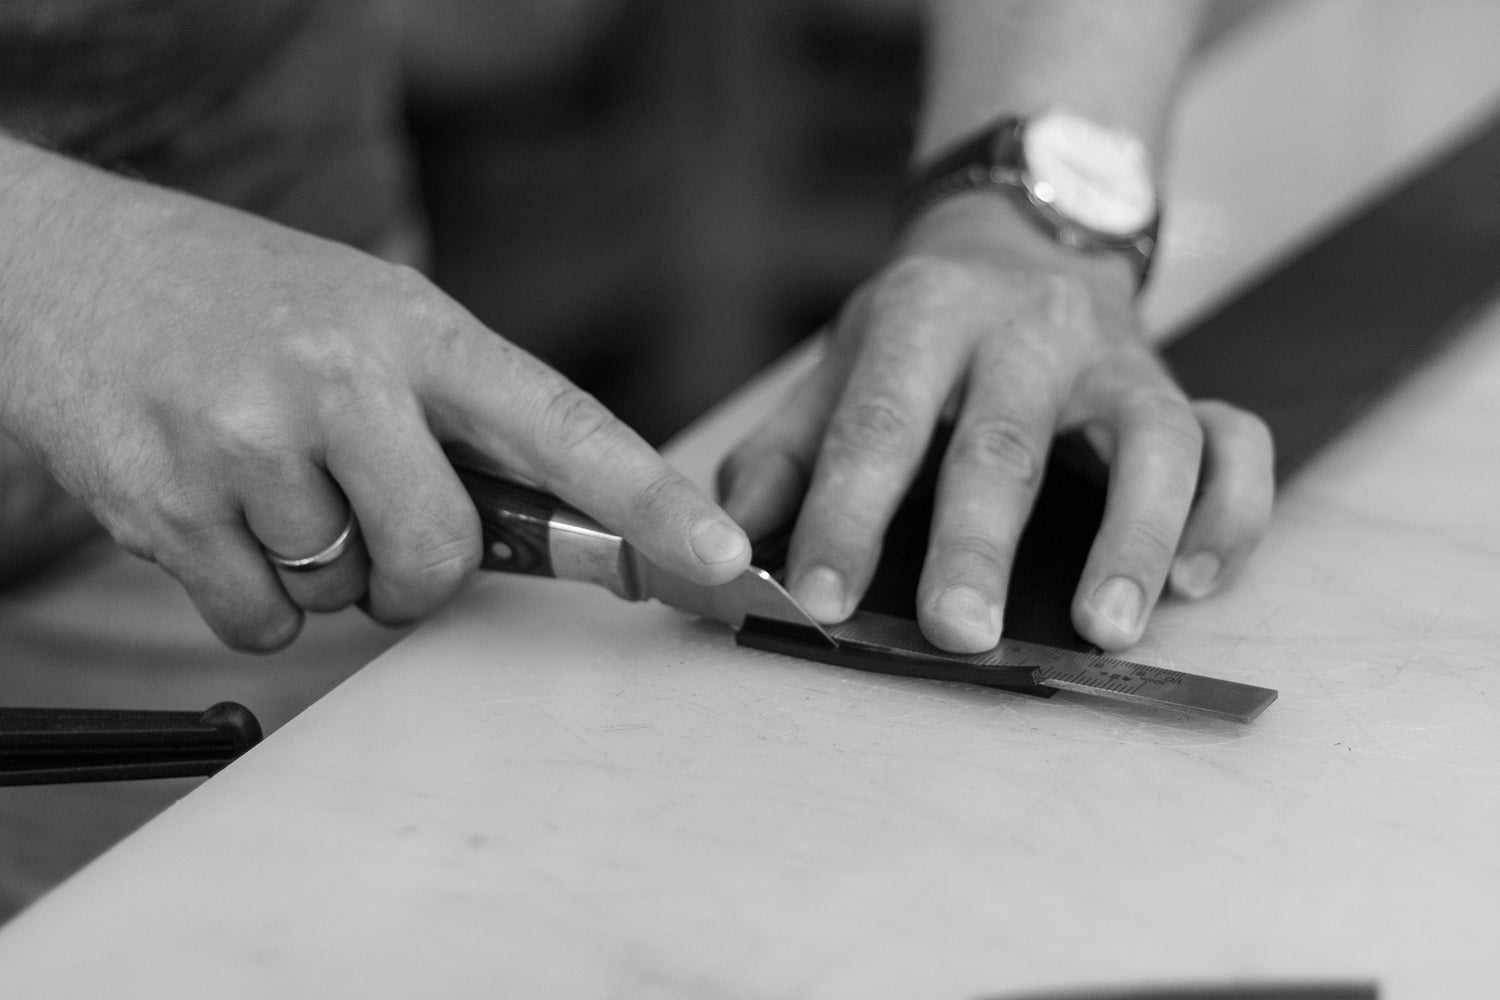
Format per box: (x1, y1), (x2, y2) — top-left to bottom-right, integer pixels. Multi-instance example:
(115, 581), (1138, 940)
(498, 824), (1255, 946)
(546, 512), (644, 601)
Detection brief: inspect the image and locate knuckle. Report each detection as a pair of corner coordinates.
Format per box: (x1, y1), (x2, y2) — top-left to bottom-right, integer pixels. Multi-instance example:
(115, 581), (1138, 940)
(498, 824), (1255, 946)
(285, 333), (400, 421)
(1130, 391), (1202, 452)
(297, 332), (382, 385)
(948, 417), (1044, 485)
(385, 261), (435, 296)
(630, 470), (695, 528)
(1226, 511), (1272, 554)
(199, 397), (291, 467)
(388, 268), (472, 348)
(1191, 398), (1235, 422)
(366, 260), (440, 312)
(1124, 516), (1181, 566)
(854, 256), (992, 343)
(1031, 272), (1094, 330)
(536, 385), (626, 458)
(148, 483), (227, 543)
(378, 540), (480, 623)
(1243, 417), (1275, 462)
(404, 543), (479, 601)
(938, 532), (1010, 573)
(873, 255), (975, 311)
(825, 395), (919, 460)
(1217, 403), (1274, 455)
(84, 460), (182, 560)
(371, 496), (482, 622)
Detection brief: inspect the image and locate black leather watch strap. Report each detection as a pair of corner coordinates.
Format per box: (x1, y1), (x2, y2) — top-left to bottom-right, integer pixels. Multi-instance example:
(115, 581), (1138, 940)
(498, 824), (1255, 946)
(896, 115), (1158, 287)
(896, 117), (1023, 227)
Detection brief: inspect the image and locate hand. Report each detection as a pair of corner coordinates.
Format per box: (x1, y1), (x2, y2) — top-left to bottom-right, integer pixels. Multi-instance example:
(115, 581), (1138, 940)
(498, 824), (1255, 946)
(718, 194), (1273, 653)
(0, 150), (749, 649)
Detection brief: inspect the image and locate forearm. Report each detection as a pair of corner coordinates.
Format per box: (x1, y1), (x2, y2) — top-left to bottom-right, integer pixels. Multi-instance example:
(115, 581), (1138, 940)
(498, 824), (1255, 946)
(0, 136), (114, 580)
(0, 135), (112, 428)
(0, 135), (97, 483)
(916, 0), (1208, 165)
(0, 133), (225, 450)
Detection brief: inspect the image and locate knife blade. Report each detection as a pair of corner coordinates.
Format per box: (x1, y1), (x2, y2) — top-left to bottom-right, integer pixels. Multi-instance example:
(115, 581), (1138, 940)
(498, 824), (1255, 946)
(455, 464), (1276, 722)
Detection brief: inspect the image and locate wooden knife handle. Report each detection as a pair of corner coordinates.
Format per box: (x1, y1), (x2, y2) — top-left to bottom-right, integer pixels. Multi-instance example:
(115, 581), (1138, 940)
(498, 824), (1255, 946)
(453, 464), (641, 600)
(452, 467), (564, 577)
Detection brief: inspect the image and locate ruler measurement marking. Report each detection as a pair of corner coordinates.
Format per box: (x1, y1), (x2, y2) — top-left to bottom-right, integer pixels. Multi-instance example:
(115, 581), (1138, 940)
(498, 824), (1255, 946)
(824, 611), (1276, 722)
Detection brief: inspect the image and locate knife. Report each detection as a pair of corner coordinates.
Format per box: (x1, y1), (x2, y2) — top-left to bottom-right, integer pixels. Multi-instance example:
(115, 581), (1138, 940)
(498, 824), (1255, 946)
(454, 463), (1276, 722)
(453, 464), (832, 639)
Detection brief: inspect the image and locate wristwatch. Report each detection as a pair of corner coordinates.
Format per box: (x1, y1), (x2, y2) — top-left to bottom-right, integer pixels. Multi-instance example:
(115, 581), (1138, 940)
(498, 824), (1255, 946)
(898, 108), (1160, 287)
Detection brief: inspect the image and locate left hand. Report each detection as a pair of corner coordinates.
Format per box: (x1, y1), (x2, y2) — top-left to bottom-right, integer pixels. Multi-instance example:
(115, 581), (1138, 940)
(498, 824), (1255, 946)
(717, 194), (1273, 653)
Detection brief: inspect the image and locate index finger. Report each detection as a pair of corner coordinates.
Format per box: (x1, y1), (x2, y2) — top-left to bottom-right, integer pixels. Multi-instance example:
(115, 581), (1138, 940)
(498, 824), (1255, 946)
(414, 315), (750, 585)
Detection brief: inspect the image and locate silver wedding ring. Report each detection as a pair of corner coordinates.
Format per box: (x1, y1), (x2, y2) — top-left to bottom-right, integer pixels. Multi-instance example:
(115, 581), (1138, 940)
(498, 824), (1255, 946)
(266, 511), (358, 572)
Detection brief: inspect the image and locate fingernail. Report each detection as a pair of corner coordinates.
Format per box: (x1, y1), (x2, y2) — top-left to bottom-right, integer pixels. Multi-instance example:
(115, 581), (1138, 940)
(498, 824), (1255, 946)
(931, 586), (1001, 652)
(1092, 577), (1144, 639)
(690, 518), (749, 566)
(1170, 552), (1221, 599)
(791, 565), (848, 622)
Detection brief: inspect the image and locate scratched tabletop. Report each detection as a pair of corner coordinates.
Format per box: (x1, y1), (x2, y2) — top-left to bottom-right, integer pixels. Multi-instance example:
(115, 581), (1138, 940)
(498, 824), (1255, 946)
(4, 5), (1500, 998)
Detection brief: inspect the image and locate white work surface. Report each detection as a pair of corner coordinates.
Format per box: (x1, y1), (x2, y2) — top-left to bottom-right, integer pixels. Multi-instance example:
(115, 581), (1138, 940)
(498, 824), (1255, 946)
(5, 4), (1500, 998)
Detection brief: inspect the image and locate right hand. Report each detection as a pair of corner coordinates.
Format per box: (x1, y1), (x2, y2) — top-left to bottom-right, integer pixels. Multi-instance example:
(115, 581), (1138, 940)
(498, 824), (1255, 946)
(0, 146), (750, 650)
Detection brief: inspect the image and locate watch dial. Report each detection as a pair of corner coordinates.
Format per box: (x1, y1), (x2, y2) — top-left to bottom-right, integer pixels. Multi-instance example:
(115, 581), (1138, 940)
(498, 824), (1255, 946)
(1023, 110), (1156, 237)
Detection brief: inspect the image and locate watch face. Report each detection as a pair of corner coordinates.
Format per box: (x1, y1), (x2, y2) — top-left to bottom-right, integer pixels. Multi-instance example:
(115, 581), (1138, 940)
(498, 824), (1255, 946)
(1021, 110), (1156, 237)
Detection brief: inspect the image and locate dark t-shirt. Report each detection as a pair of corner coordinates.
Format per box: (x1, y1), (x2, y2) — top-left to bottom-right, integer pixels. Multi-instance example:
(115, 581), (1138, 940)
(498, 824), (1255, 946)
(0, 0), (422, 258)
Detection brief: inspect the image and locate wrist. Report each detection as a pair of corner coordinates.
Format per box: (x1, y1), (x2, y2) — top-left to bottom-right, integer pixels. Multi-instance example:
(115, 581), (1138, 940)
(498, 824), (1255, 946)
(897, 191), (1139, 306)
(898, 109), (1160, 290)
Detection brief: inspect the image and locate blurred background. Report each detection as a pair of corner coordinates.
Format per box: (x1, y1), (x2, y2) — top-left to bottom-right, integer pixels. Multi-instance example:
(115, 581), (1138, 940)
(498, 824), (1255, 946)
(396, 0), (1276, 445)
(400, 0), (924, 445)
